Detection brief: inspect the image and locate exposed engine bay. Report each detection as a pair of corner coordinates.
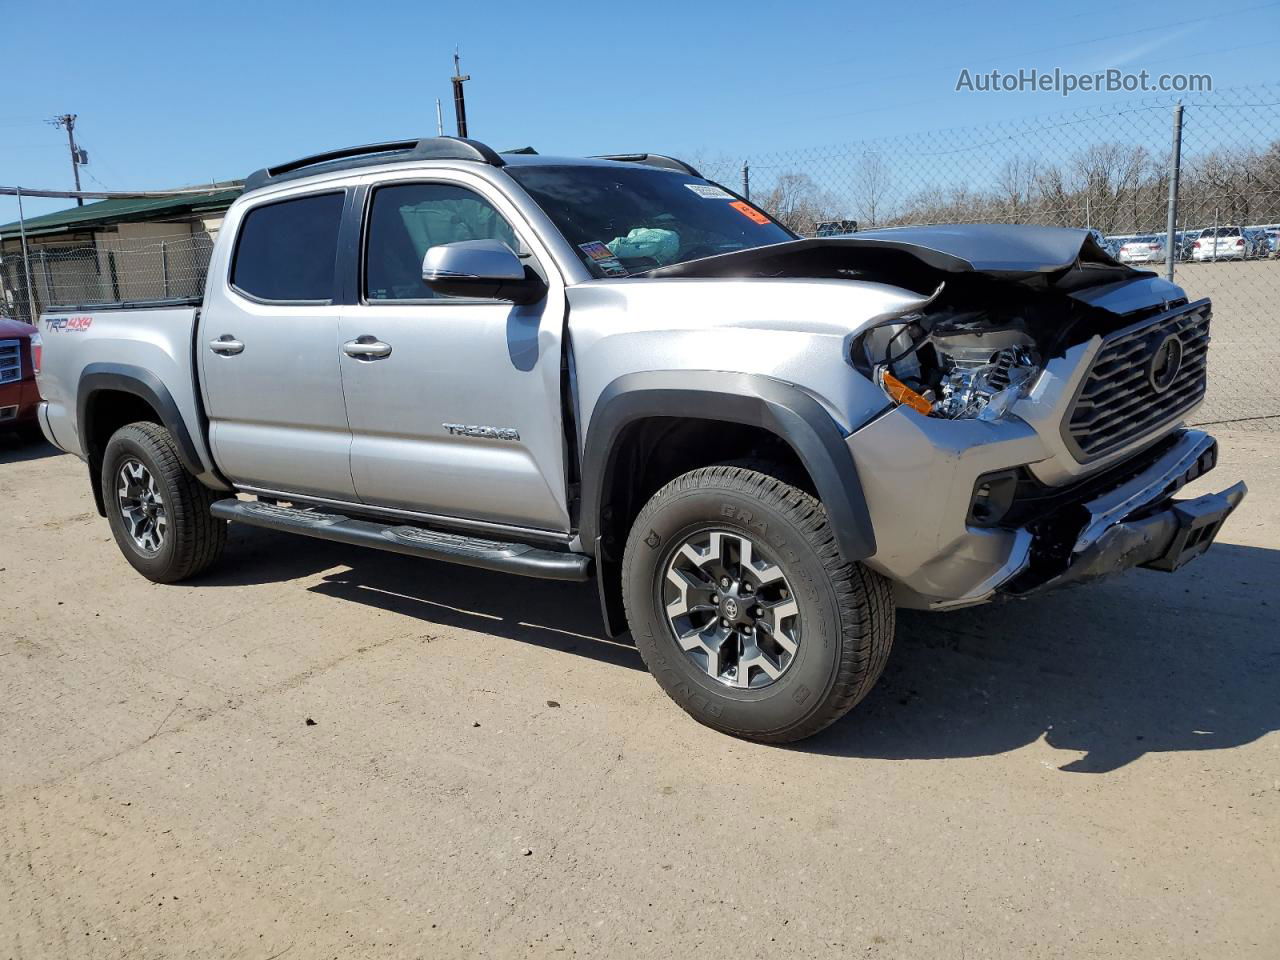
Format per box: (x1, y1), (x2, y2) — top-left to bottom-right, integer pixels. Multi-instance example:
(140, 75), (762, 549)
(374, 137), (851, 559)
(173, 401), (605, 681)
(644, 225), (1190, 426)
(858, 305), (1044, 422)
(848, 271), (1187, 425)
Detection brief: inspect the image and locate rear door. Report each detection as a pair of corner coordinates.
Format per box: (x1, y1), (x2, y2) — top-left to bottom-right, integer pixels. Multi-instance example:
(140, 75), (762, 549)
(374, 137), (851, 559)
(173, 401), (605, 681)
(337, 170), (571, 533)
(199, 187), (357, 498)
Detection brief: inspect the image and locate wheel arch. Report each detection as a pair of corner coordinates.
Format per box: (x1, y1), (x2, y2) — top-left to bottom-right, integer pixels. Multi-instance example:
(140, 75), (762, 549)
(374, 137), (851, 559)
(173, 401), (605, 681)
(580, 371), (876, 636)
(78, 364), (206, 516)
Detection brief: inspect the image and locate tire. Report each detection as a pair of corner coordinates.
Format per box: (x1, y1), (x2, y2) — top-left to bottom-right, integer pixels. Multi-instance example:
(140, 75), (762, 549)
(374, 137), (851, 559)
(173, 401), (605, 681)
(622, 465), (894, 743)
(101, 421), (227, 583)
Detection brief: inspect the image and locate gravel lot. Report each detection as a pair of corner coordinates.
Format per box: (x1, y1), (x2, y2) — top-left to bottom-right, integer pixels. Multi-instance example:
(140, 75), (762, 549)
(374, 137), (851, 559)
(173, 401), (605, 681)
(2, 432), (1277, 959)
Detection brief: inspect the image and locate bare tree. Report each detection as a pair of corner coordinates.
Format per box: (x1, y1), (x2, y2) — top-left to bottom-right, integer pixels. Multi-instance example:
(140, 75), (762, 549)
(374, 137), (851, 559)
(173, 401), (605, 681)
(850, 152), (892, 227)
(755, 172), (842, 235)
(995, 156), (1040, 222)
(685, 150), (742, 191)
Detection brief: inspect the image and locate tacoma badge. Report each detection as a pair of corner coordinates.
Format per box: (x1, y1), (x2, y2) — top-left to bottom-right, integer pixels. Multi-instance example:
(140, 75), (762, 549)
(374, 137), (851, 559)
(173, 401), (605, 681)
(443, 423), (521, 441)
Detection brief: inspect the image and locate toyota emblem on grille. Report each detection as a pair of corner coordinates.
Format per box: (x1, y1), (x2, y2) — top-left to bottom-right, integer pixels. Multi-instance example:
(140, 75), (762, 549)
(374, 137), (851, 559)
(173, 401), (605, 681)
(1147, 334), (1184, 394)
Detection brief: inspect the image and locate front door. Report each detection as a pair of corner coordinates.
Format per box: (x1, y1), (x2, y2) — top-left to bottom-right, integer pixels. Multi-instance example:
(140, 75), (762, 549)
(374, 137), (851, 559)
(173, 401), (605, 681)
(337, 174), (570, 533)
(199, 189), (356, 499)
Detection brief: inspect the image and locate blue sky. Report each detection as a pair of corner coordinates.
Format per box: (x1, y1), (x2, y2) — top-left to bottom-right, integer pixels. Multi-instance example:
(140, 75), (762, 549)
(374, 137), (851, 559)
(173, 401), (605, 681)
(3, 0), (1278, 224)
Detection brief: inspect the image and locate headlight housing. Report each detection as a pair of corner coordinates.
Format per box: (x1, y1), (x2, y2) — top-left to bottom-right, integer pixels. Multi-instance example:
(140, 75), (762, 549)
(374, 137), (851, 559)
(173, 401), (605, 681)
(856, 312), (1041, 422)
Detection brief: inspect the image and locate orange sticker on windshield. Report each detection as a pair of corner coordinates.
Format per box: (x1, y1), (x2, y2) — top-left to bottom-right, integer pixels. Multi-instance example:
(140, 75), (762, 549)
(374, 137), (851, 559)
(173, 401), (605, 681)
(730, 200), (771, 225)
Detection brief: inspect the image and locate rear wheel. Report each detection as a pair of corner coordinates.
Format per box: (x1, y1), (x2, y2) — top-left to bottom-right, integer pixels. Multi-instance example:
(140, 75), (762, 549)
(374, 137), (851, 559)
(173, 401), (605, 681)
(622, 465), (894, 743)
(102, 422), (226, 583)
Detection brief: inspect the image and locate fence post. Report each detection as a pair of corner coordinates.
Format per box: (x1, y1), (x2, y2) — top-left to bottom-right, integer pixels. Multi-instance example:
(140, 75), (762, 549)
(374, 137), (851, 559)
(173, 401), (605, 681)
(108, 250), (121, 302)
(15, 186), (37, 323)
(741, 161), (750, 201)
(161, 241), (170, 298)
(1164, 101), (1183, 282)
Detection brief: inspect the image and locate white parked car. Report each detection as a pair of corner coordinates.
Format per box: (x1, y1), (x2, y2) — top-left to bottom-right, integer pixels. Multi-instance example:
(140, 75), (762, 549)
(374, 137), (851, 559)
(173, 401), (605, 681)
(1117, 235), (1165, 264)
(1191, 226), (1249, 261)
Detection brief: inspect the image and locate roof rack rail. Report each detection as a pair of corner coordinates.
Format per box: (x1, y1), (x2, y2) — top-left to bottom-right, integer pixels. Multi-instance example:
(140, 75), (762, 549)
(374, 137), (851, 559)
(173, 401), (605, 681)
(243, 137), (505, 193)
(592, 154), (702, 178)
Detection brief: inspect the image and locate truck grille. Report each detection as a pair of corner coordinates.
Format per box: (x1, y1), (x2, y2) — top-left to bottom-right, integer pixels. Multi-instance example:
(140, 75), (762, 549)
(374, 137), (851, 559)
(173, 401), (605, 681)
(0, 339), (21, 385)
(1064, 299), (1211, 461)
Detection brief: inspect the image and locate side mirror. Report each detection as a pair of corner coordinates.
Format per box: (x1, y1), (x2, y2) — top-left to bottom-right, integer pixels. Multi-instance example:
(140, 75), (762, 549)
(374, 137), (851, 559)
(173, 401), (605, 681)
(421, 239), (545, 304)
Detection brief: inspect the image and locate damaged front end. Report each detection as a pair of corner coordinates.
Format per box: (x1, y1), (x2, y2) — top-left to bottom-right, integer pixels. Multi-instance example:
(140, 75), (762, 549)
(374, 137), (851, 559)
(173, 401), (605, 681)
(988, 430), (1247, 598)
(665, 224), (1250, 607)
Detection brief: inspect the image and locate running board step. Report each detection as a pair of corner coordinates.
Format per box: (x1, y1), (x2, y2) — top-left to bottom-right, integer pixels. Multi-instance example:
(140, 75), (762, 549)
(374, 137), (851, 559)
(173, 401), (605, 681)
(211, 499), (591, 581)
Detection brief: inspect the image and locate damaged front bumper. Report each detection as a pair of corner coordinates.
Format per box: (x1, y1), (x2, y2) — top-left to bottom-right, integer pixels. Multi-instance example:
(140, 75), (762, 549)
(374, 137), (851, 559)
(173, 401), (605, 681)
(852, 416), (1246, 609)
(999, 430), (1246, 597)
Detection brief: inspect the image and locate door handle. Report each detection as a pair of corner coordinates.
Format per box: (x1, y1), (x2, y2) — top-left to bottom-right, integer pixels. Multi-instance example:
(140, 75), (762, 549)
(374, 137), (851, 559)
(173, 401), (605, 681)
(342, 336), (393, 360)
(209, 335), (244, 356)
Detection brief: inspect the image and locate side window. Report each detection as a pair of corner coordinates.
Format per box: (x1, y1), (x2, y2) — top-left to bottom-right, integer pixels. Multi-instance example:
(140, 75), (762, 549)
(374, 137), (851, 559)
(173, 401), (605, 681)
(365, 183), (518, 301)
(231, 192), (345, 302)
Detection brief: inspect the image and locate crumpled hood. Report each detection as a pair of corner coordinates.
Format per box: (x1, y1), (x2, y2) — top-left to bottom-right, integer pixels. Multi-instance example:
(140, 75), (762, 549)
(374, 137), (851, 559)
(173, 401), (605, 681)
(646, 223), (1136, 282)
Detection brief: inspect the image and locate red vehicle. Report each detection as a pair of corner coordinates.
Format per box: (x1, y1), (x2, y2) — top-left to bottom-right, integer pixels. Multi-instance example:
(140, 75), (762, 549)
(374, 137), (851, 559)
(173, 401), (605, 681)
(0, 315), (43, 438)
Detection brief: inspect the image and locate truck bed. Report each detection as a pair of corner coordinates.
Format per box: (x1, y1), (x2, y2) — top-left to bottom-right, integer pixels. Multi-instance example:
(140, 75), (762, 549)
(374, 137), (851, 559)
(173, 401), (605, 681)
(36, 301), (221, 485)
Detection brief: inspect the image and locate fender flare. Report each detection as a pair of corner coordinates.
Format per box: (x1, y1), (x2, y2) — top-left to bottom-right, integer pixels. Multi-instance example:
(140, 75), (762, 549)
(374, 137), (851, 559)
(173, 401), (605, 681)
(78, 364), (207, 514)
(580, 371), (877, 634)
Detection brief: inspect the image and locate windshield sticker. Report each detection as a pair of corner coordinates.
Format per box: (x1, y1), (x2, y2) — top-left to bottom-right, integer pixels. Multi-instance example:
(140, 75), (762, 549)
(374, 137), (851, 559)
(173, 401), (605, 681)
(598, 259), (629, 278)
(685, 184), (734, 200)
(578, 240), (616, 262)
(729, 200), (772, 225)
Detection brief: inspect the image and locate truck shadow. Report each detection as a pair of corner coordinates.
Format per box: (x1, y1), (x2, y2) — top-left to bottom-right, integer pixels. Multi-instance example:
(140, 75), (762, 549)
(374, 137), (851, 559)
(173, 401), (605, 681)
(800, 542), (1280, 772)
(194, 525), (643, 673)
(0, 432), (62, 464)
(196, 527), (1278, 773)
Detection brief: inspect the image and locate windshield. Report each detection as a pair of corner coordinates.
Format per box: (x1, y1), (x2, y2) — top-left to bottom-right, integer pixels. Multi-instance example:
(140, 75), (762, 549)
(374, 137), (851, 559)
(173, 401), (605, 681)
(506, 164), (795, 278)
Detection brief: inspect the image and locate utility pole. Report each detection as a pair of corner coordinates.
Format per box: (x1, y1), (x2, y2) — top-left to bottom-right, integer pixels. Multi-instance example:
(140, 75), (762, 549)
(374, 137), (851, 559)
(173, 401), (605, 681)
(451, 49), (470, 138)
(49, 113), (86, 206)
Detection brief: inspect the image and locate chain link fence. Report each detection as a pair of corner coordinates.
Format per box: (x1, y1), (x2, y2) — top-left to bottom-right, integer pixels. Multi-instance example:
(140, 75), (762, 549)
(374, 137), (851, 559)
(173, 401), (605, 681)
(1, 231), (214, 322)
(734, 84), (1280, 431)
(2, 86), (1277, 429)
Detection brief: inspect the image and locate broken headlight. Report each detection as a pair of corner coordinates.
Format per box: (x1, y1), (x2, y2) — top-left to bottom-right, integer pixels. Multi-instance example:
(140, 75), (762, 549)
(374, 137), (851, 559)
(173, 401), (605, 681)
(859, 314), (1041, 422)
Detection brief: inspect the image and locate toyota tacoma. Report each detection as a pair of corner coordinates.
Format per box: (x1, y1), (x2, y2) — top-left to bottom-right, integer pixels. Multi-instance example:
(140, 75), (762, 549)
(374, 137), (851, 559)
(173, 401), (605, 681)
(34, 137), (1246, 742)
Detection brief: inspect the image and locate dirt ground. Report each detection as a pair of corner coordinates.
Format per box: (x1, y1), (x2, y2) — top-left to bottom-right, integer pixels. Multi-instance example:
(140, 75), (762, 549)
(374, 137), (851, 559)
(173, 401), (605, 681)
(1, 431), (1276, 959)
(1173, 259), (1280, 431)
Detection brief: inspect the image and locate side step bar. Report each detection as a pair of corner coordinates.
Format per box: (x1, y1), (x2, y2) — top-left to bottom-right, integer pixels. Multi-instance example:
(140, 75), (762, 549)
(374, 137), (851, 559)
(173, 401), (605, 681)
(211, 499), (592, 582)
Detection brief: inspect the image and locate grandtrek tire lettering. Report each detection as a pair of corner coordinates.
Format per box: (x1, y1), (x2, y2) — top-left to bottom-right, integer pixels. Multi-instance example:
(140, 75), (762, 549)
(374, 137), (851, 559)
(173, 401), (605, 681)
(721, 503), (766, 534)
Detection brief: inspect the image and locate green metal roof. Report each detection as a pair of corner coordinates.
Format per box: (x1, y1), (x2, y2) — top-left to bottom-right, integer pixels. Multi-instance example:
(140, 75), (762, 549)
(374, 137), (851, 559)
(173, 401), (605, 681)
(0, 185), (242, 240)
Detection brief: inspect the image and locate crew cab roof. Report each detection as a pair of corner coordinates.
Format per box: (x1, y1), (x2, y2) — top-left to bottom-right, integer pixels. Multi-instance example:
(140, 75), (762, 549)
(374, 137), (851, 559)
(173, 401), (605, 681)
(242, 137), (701, 194)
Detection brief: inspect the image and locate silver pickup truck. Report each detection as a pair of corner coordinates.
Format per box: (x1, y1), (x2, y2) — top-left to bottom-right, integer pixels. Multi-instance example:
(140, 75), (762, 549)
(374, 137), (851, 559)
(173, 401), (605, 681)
(36, 136), (1246, 743)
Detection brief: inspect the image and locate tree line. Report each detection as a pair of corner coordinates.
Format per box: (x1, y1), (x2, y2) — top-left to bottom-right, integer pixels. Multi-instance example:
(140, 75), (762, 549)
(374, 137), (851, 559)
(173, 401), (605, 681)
(744, 140), (1280, 237)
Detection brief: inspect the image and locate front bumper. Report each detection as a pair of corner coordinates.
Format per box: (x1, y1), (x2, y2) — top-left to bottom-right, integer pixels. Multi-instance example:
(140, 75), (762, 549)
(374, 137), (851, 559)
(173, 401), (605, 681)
(850, 418), (1246, 609)
(1004, 479), (1246, 597)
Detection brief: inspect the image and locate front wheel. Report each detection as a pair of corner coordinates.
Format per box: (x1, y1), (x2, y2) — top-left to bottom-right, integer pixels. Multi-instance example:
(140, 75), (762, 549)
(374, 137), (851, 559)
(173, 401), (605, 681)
(102, 422), (227, 583)
(622, 465), (894, 743)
